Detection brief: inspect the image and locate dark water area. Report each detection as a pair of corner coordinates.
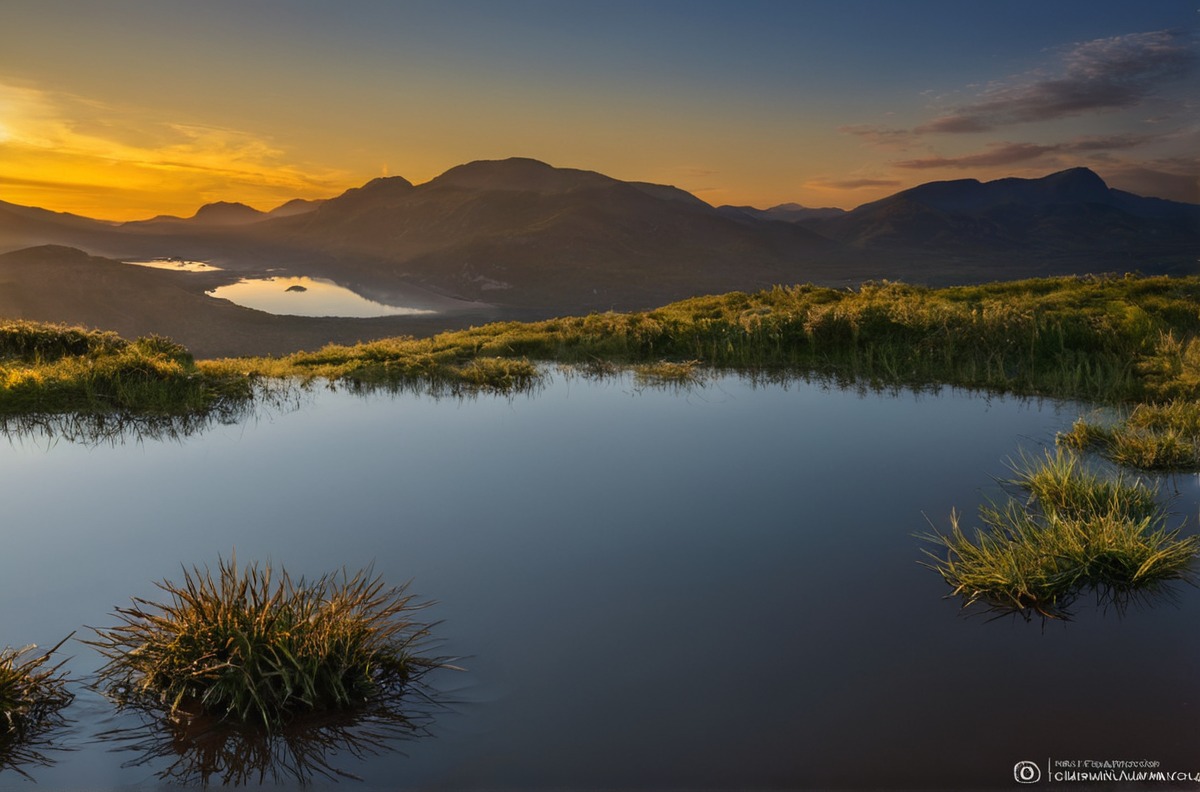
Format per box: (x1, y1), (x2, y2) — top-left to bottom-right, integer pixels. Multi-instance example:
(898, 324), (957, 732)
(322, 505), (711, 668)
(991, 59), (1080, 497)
(0, 373), (1197, 790)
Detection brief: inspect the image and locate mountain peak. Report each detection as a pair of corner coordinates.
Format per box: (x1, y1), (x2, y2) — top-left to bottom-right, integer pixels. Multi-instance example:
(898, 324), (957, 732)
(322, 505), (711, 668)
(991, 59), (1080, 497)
(191, 201), (265, 225)
(429, 157), (617, 194)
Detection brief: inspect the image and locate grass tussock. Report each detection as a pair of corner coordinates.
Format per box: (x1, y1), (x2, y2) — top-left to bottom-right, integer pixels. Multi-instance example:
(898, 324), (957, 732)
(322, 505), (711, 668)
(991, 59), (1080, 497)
(0, 321), (251, 417)
(1058, 399), (1200, 470)
(89, 558), (441, 731)
(921, 451), (1198, 620)
(0, 637), (74, 776)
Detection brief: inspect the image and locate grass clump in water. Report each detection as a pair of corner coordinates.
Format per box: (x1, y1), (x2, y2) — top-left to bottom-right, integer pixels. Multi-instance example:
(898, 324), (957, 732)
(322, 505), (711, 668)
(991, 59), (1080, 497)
(921, 451), (1198, 620)
(1059, 399), (1200, 470)
(90, 558), (440, 731)
(0, 637), (74, 776)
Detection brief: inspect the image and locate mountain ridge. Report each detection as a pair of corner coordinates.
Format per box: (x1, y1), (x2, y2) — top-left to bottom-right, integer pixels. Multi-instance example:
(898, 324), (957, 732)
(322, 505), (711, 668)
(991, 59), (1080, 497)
(0, 159), (1196, 350)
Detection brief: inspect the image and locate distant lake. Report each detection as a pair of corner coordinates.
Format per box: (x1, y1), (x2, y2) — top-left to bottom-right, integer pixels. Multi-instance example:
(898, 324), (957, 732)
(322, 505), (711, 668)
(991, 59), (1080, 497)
(124, 257), (221, 273)
(206, 275), (438, 318)
(1, 373), (1196, 790)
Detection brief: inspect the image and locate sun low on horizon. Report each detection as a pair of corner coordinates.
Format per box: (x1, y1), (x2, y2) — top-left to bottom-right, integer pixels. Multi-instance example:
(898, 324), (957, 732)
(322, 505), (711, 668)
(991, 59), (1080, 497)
(1, 0), (1196, 221)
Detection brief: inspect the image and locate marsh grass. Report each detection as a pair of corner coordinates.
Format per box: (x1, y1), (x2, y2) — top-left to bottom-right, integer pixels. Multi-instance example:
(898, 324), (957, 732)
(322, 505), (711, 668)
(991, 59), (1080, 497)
(920, 451), (1198, 620)
(0, 636), (74, 778)
(89, 558), (442, 731)
(0, 322), (251, 417)
(202, 273), (1198, 405)
(1059, 400), (1200, 470)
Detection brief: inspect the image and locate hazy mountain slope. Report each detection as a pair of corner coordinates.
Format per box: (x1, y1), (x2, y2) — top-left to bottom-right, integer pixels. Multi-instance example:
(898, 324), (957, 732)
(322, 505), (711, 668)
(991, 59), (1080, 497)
(0, 246), (490, 357)
(805, 168), (1199, 260)
(259, 158), (836, 311)
(0, 200), (118, 253)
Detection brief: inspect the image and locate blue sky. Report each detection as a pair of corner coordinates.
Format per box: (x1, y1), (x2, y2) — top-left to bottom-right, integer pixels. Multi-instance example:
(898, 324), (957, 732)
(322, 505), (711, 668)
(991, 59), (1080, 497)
(1, 0), (1195, 218)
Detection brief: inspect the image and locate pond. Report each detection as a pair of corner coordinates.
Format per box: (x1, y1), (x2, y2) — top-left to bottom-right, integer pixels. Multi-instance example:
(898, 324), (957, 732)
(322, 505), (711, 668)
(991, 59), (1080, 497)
(205, 276), (438, 318)
(1, 372), (1197, 790)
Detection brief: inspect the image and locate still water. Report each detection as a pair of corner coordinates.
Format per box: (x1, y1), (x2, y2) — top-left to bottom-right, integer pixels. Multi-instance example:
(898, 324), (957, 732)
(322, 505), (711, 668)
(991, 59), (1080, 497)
(206, 276), (437, 318)
(0, 373), (1197, 790)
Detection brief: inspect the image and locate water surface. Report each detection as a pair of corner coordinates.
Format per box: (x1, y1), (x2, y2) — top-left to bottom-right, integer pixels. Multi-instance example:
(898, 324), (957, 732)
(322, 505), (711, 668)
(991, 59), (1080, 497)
(0, 373), (1196, 790)
(206, 276), (437, 318)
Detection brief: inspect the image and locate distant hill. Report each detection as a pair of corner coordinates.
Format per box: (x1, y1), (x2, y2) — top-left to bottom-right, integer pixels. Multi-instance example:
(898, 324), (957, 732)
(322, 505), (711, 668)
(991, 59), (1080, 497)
(0, 160), (1196, 353)
(801, 168), (1200, 264)
(0, 199), (117, 252)
(719, 202), (847, 224)
(191, 201), (267, 225)
(268, 198), (325, 218)
(257, 157), (836, 311)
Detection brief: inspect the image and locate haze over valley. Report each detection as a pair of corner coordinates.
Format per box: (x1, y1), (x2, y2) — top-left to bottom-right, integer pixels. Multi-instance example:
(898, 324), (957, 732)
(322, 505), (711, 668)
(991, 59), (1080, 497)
(1, 157), (1196, 356)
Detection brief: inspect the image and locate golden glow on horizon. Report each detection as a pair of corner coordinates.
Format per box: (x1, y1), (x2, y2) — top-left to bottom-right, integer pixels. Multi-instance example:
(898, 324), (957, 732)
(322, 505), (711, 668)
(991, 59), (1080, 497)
(0, 81), (356, 220)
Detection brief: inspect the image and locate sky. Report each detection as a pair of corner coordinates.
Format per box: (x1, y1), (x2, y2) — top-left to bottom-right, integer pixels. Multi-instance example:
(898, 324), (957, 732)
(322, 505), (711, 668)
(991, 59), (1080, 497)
(0, 0), (1196, 220)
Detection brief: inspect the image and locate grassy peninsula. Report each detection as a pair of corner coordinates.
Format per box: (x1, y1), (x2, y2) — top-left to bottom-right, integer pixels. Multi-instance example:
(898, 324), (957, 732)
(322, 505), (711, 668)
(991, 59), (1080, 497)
(2, 274), (1198, 463)
(1, 274), (1197, 623)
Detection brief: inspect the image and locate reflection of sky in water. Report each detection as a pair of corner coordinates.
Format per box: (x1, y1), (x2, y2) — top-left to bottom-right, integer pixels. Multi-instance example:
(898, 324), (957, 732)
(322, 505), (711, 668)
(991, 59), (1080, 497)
(206, 276), (436, 317)
(0, 374), (1196, 789)
(124, 258), (221, 273)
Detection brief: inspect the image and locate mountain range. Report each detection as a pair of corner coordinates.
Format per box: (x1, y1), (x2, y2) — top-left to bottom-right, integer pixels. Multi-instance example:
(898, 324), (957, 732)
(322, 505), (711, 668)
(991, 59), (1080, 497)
(0, 157), (1196, 356)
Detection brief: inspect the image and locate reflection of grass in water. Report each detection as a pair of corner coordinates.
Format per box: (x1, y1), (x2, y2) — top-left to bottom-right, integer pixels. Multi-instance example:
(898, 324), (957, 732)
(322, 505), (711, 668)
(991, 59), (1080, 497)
(89, 558), (445, 731)
(920, 451), (1199, 620)
(100, 685), (439, 786)
(0, 321), (251, 417)
(1059, 399), (1200, 470)
(0, 637), (74, 780)
(4, 275), (1200, 465)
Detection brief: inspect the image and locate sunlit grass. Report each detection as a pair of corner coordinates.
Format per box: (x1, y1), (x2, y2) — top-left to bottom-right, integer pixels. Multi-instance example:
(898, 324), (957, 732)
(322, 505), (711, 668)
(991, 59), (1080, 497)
(0, 321), (251, 417)
(3, 274), (1200, 466)
(0, 636), (74, 777)
(920, 451), (1198, 620)
(1059, 400), (1200, 470)
(89, 558), (442, 731)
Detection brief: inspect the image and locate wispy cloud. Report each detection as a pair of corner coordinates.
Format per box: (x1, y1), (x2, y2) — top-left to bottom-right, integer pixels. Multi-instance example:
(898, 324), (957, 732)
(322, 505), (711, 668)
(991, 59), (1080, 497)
(915, 30), (1196, 133)
(894, 135), (1150, 170)
(0, 79), (350, 218)
(805, 176), (903, 190)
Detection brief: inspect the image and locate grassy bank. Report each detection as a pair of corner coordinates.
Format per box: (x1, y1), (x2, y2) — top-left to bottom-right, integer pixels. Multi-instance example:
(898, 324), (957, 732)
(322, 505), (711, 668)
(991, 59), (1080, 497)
(204, 274), (1200, 403)
(0, 320), (251, 417)
(2, 274), (1198, 463)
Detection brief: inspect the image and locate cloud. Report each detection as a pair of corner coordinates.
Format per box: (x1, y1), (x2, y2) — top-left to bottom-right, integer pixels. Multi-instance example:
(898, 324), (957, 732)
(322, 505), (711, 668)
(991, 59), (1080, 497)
(806, 177), (903, 190)
(0, 79), (351, 218)
(895, 143), (1058, 170)
(915, 30), (1196, 133)
(893, 135), (1152, 170)
(837, 125), (916, 149)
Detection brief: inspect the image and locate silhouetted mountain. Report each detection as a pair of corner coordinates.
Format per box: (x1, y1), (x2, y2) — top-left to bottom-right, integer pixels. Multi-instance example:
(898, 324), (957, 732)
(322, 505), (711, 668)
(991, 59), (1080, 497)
(719, 203), (847, 224)
(0, 200), (117, 252)
(803, 168), (1199, 262)
(268, 198), (325, 218)
(191, 201), (266, 225)
(262, 158), (835, 311)
(1, 161), (1196, 355)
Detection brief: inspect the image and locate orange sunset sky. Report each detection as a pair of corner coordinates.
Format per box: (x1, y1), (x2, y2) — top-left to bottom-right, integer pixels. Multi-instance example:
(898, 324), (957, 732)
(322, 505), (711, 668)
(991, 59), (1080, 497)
(1, 0), (1197, 220)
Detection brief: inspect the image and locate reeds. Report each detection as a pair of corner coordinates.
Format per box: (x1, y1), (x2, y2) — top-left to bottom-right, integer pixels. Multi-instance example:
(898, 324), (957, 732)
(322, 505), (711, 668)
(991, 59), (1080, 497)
(920, 451), (1199, 620)
(0, 636), (74, 777)
(89, 558), (441, 731)
(0, 323), (251, 417)
(1058, 399), (1200, 470)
